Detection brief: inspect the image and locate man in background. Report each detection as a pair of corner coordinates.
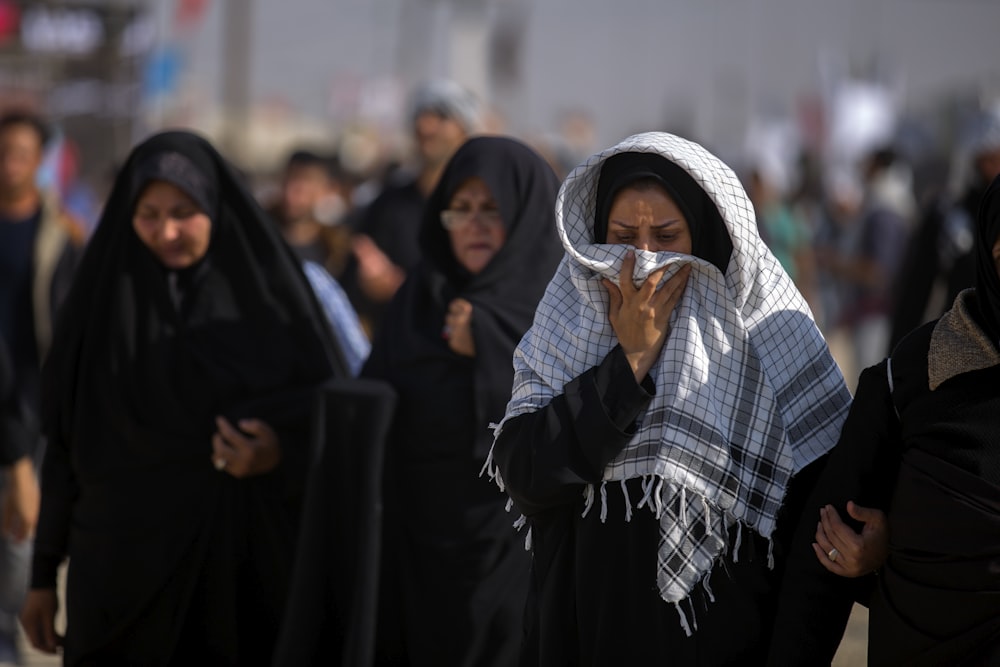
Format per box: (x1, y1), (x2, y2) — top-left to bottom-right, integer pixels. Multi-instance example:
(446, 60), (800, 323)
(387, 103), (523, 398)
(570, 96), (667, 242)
(345, 80), (481, 337)
(268, 149), (353, 277)
(0, 110), (83, 663)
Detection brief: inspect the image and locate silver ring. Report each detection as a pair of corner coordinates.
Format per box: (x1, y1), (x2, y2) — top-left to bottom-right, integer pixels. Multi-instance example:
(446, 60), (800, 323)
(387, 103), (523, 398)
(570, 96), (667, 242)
(214, 457), (227, 471)
(827, 547), (839, 562)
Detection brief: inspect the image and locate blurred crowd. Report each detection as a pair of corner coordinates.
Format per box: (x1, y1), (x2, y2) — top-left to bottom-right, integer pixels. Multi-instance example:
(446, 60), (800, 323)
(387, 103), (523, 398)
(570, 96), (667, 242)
(10, 82), (1000, 366)
(254, 82), (1000, 389)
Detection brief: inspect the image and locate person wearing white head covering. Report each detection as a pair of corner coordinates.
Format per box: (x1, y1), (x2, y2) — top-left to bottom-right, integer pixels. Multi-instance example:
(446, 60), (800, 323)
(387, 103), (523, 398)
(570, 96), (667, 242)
(485, 132), (851, 665)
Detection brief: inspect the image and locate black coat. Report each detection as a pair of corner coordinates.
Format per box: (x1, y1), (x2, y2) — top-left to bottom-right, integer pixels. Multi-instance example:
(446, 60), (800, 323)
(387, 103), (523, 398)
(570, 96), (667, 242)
(493, 345), (824, 666)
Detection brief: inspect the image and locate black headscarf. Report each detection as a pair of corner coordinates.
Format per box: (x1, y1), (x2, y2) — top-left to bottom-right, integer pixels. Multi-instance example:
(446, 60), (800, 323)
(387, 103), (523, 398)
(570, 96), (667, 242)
(366, 135), (563, 457)
(43, 130), (343, 461)
(974, 174), (1000, 345)
(593, 152), (733, 273)
(37, 130), (345, 661)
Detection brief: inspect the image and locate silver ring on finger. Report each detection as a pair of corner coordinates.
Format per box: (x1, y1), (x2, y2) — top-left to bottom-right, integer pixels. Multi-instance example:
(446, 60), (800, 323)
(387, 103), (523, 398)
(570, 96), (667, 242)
(827, 547), (840, 562)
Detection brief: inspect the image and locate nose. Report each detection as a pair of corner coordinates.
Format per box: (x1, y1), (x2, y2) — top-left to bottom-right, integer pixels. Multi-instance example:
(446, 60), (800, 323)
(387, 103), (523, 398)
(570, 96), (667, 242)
(161, 218), (181, 241)
(468, 212), (491, 228)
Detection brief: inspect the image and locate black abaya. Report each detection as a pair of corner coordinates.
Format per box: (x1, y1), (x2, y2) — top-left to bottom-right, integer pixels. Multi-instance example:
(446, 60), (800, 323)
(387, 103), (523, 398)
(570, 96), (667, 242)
(34, 131), (343, 666)
(362, 136), (563, 666)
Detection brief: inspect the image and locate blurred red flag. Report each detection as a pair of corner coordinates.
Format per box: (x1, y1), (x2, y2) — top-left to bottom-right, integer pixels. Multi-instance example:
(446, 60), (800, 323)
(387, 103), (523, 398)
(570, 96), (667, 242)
(0, 0), (19, 45)
(174, 0), (209, 30)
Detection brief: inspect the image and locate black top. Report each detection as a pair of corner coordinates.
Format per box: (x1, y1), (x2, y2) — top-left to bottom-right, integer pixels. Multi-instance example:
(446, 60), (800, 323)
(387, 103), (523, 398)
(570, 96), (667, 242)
(343, 178), (426, 333)
(363, 136), (564, 666)
(34, 130), (343, 666)
(0, 208), (41, 401)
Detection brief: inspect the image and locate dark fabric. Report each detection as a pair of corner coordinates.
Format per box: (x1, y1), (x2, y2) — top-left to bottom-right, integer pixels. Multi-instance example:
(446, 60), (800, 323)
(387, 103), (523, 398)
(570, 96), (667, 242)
(868, 448), (1000, 667)
(768, 316), (1000, 665)
(765, 357), (905, 666)
(492, 345), (824, 666)
(357, 179), (425, 271)
(592, 152), (733, 273)
(363, 136), (563, 666)
(273, 378), (397, 667)
(974, 174), (1000, 344)
(342, 179), (426, 333)
(0, 209), (41, 400)
(0, 335), (30, 465)
(131, 150), (218, 221)
(35, 130), (343, 666)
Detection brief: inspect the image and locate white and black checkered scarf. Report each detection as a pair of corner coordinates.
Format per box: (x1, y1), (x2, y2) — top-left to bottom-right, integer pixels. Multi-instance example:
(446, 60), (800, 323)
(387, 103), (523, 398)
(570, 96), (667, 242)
(486, 132), (850, 631)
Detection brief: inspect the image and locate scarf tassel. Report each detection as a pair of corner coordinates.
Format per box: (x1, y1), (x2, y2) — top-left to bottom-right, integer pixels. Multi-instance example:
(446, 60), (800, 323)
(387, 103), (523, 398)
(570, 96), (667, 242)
(581, 483), (595, 518)
(637, 475), (655, 509)
(621, 479), (633, 522)
(599, 481), (608, 523)
(675, 599), (697, 638)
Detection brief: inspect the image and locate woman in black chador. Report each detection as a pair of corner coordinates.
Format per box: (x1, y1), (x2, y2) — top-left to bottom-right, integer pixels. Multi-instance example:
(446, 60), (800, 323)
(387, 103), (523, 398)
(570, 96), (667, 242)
(19, 130), (344, 666)
(768, 174), (1000, 665)
(485, 132), (851, 665)
(362, 136), (563, 666)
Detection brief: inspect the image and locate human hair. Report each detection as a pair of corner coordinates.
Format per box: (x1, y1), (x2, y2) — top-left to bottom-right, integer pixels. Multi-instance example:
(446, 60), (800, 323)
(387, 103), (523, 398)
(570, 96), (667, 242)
(285, 149), (342, 182)
(0, 110), (51, 149)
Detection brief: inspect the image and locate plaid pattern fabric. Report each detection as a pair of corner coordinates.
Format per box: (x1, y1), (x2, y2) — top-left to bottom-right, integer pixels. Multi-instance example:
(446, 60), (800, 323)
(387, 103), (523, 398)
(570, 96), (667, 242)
(489, 132), (851, 613)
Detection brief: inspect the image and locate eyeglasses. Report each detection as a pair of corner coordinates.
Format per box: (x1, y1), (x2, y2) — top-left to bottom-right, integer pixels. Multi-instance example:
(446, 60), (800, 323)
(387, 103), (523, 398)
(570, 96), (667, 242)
(440, 209), (504, 231)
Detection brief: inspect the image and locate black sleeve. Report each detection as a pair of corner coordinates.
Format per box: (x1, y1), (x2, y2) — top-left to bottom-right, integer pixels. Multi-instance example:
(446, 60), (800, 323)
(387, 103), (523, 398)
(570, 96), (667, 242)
(766, 361), (902, 666)
(491, 345), (654, 517)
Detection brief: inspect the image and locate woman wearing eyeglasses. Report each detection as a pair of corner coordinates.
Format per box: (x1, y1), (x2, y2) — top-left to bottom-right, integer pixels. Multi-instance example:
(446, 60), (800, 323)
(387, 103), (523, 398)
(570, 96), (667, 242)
(361, 136), (563, 666)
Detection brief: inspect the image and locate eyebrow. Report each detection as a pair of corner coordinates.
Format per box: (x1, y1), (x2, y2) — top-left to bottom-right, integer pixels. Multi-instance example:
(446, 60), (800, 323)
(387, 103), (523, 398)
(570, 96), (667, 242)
(608, 219), (682, 230)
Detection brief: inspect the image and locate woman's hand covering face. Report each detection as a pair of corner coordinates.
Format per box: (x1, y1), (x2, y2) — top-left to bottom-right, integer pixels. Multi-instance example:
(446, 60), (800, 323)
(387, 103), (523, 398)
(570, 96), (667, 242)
(602, 250), (691, 382)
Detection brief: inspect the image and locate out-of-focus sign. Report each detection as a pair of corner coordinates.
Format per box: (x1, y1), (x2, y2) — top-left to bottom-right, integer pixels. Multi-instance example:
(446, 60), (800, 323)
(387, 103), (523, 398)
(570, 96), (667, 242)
(20, 5), (104, 55)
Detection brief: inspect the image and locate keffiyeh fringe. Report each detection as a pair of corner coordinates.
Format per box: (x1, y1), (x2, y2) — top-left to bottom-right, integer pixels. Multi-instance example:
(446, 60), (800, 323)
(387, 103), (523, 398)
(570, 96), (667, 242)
(484, 449), (776, 638)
